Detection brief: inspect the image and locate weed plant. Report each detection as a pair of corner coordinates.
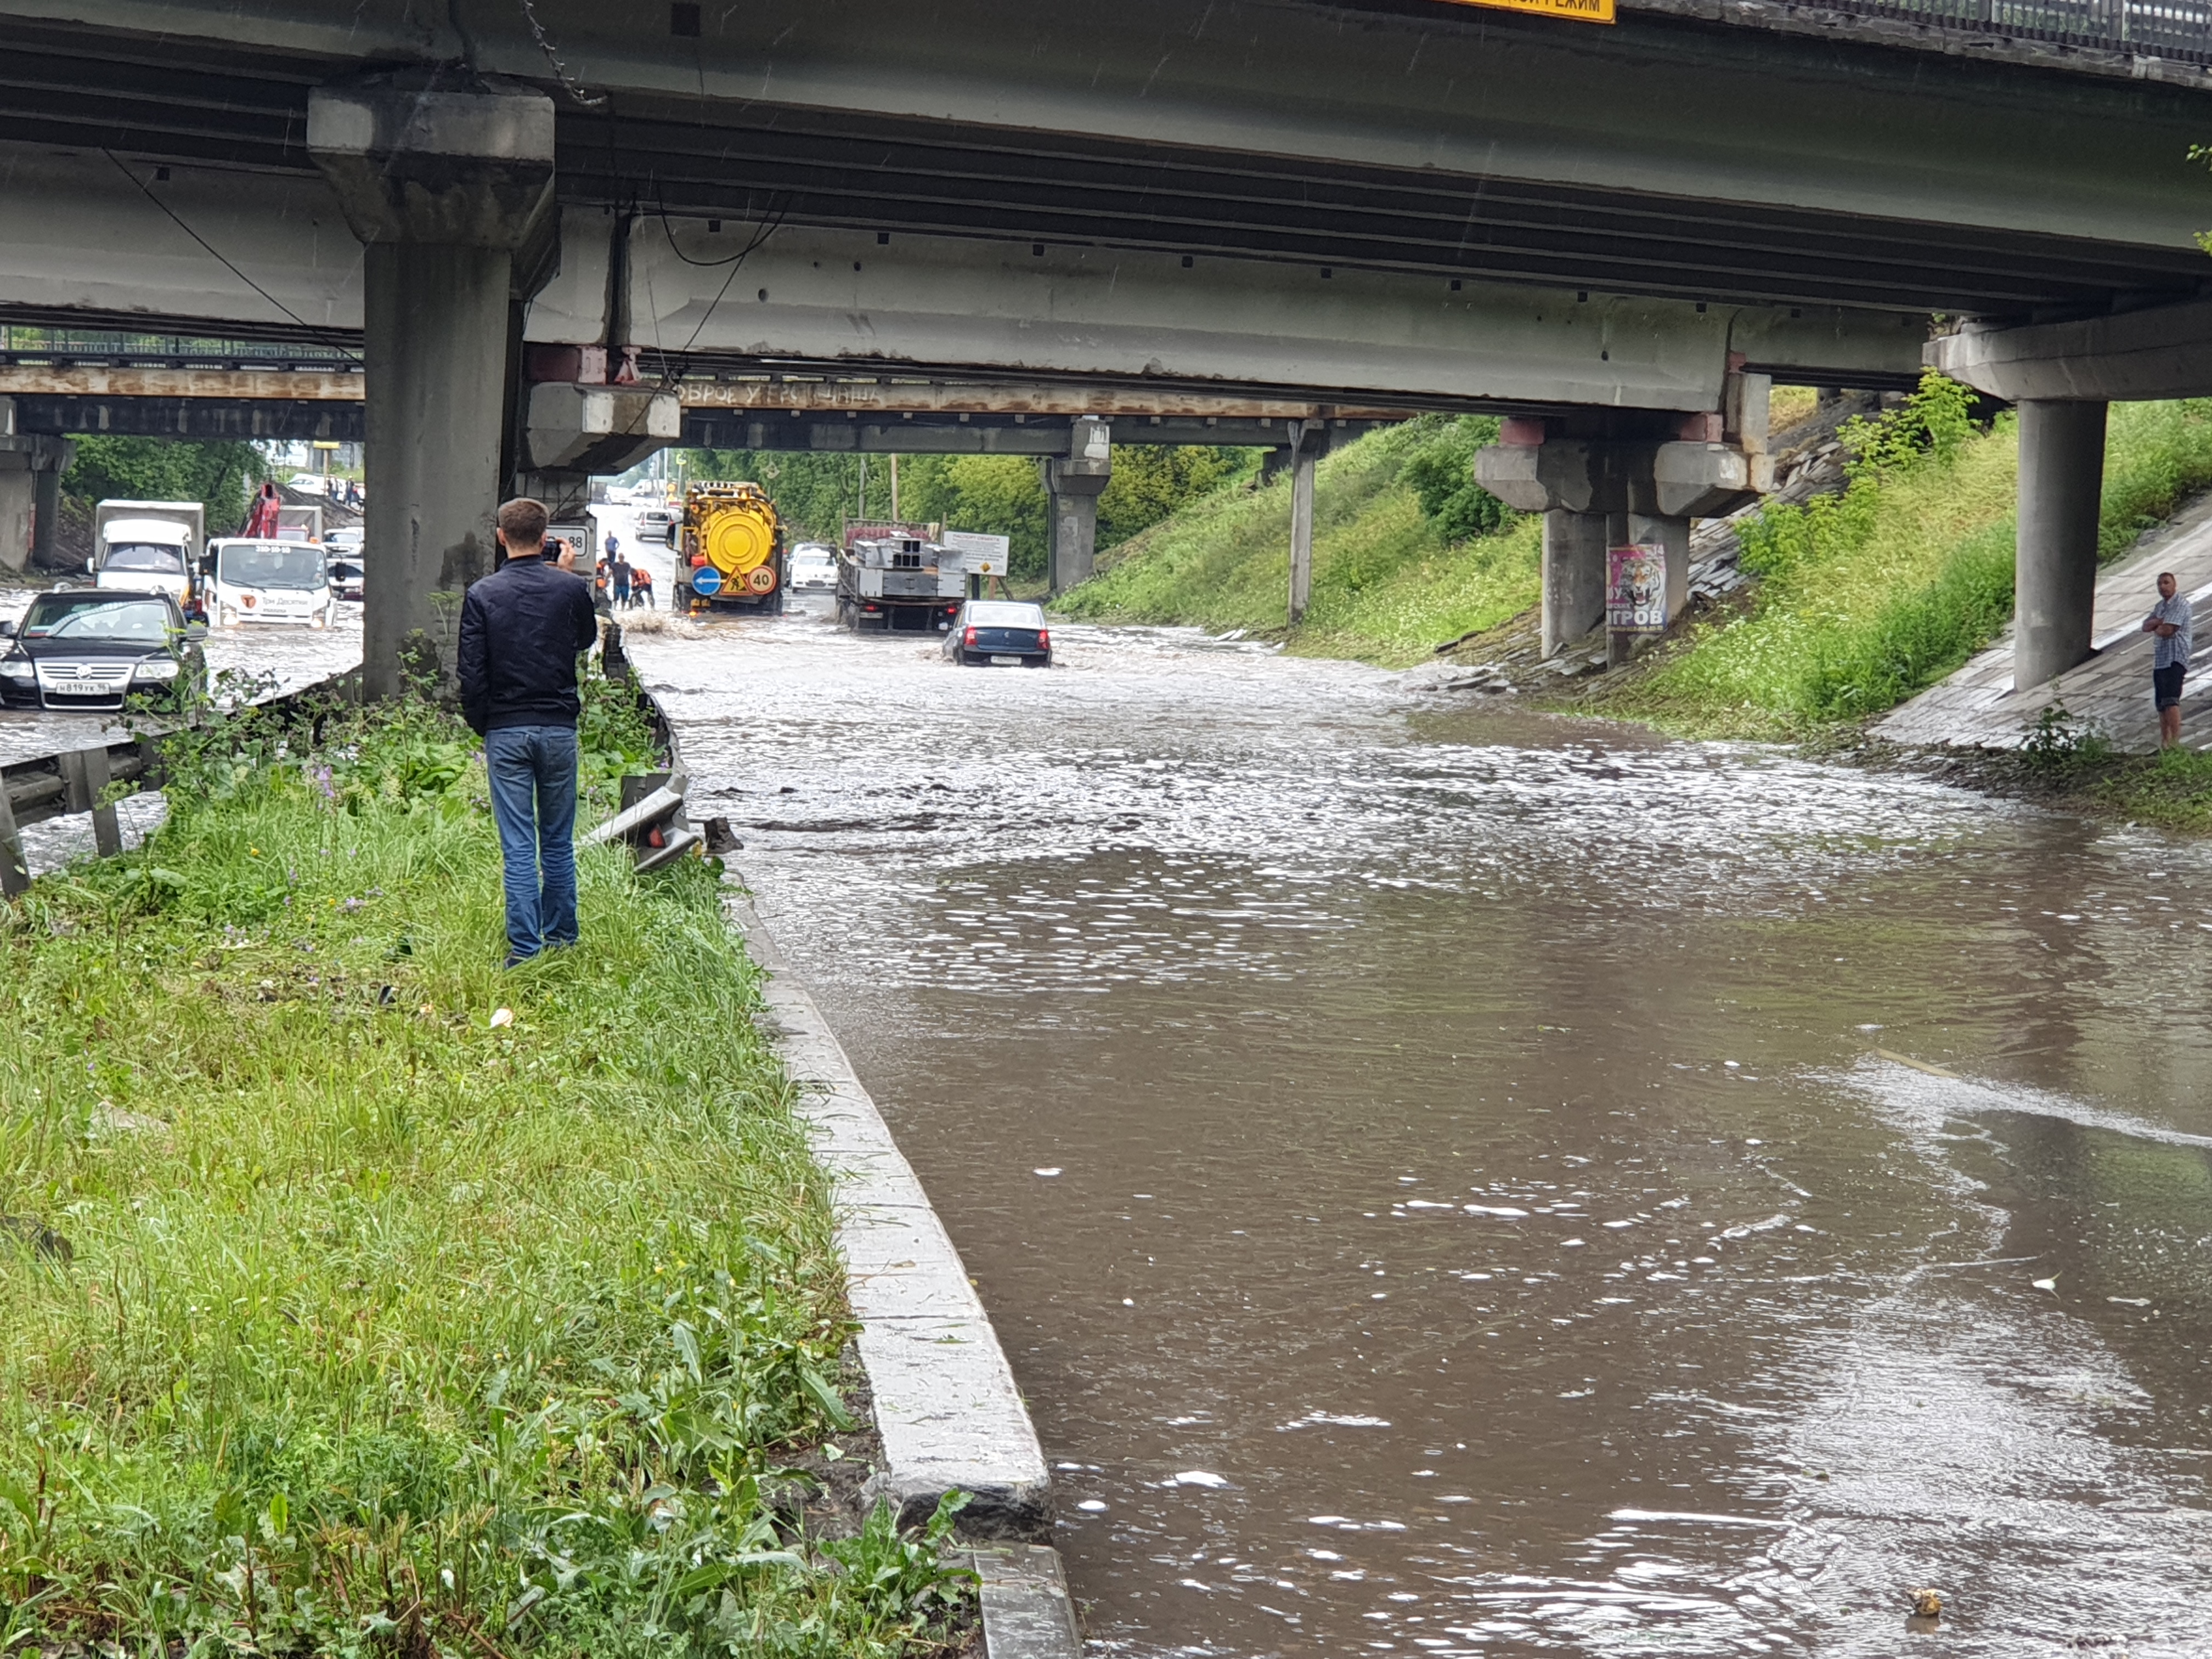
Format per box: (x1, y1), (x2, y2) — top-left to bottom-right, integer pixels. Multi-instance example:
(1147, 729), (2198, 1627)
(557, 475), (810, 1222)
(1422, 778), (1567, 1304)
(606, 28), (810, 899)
(0, 684), (972, 1655)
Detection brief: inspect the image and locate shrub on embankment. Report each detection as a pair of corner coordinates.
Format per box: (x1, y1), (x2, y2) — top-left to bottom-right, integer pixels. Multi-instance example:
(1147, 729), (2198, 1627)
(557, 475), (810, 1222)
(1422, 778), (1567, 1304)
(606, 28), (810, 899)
(1056, 415), (1541, 664)
(1587, 378), (2212, 739)
(0, 688), (971, 1655)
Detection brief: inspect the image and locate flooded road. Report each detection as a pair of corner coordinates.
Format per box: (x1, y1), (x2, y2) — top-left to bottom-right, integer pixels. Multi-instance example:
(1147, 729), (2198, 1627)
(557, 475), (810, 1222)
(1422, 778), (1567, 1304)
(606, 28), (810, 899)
(618, 533), (2212, 1657)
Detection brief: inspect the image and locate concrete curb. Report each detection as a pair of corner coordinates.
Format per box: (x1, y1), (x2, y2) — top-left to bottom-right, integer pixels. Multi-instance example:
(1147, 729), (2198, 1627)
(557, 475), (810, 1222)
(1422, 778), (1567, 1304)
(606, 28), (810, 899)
(719, 878), (1056, 1542)
(973, 1545), (1085, 1659)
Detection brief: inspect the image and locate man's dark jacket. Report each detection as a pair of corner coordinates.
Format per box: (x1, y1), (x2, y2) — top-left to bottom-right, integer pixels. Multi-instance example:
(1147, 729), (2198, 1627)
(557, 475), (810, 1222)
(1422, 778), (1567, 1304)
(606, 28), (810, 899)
(456, 554), (600, 735)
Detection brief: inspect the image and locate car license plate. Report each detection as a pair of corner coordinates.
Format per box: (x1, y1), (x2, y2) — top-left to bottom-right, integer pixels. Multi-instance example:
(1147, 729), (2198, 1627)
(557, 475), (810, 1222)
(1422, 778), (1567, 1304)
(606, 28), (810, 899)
(990, 654), (1021, 665)
(49, 681), (113, 697)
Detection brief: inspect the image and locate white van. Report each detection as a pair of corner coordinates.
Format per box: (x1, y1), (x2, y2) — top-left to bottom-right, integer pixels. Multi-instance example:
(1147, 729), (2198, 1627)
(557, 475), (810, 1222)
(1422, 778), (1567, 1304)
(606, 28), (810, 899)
(94, 516), (198, 607)
(207, 538), (337, 628)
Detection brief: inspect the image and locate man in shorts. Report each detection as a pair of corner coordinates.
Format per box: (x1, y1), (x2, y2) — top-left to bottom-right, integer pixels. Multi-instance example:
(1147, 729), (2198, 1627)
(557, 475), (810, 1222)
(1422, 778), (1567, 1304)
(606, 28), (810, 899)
(2143, 570), (2193, 749)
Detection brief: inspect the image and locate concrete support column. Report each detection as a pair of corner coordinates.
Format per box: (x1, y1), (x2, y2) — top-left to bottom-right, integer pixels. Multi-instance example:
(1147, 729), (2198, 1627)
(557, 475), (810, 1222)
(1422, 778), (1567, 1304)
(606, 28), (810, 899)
(0, 466), (31, 575)
(310, 73), (555, 698)
(31, 464), (60, 572)
(1541, 510), (1607, 656)
(1286, 419), (1328, 624)
(0, 422), (74, 575)
(2014, 398), (2108, 692)
(362, 243), (513, 685)
(1046, 416), (1112, 595)
(1288, 446), (1317, 622)
(1046, 475), (1104, 594)
(1626, 511), (1691, 623)
(1482, 425), (1763, 668)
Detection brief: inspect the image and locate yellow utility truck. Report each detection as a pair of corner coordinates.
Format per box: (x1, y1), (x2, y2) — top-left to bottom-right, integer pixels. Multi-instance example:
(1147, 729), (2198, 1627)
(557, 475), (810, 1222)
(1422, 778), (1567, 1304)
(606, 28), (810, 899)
(675, 482), (786, 614)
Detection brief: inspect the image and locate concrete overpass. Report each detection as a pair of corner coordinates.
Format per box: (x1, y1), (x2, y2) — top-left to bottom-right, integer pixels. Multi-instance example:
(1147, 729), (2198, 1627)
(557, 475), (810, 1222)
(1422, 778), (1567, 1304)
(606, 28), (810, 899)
(0, 343), (1408, 586)
(0, 0), (2205, 688)
(0, 357), (1413, 450)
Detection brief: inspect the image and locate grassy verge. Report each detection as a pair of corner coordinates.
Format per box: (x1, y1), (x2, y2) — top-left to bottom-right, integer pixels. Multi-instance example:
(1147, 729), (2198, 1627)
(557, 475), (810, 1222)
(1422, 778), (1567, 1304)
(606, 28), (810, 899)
(1579, 382), (2212, 740)
(0, 687), (972, 1656)
(1057, 418), (1540, 665)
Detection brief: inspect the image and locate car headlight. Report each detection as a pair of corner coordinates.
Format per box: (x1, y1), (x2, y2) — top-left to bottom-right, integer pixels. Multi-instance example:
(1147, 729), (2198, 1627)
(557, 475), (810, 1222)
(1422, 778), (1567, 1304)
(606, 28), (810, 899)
(0, 654), (32, 681)
(133, 658), (179, 683)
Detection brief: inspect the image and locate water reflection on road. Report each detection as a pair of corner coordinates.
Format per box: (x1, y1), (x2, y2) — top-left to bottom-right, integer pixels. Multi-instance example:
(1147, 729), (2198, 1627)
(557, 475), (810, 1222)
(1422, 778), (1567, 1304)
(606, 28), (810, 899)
(631, 595), (2212, 1659)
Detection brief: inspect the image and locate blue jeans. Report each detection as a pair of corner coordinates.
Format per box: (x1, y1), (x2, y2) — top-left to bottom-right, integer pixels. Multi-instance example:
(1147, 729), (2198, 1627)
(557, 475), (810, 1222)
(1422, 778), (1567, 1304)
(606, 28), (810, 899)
(484, 725), (580, 962)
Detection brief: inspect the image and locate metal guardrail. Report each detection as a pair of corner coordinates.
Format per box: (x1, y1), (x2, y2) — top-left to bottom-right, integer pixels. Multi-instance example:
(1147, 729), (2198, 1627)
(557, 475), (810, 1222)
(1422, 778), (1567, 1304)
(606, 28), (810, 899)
(1789, 0), (2212, 64)
(0, 736), (160, 895)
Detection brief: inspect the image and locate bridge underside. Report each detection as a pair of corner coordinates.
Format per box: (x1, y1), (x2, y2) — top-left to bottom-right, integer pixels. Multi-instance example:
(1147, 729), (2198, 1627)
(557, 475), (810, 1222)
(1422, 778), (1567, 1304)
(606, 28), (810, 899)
(2, 2), (2205, 320)
(0, 0), (2204, 694)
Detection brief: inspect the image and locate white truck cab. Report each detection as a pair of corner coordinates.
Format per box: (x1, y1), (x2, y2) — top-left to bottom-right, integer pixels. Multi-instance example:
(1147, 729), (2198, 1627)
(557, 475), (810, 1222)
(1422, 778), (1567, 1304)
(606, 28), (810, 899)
(207, 538), (337, 628)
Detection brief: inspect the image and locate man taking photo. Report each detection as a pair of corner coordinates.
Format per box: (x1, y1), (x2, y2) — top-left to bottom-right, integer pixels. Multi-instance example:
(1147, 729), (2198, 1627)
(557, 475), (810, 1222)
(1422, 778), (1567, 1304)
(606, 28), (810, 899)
(459, 497), (601, 967)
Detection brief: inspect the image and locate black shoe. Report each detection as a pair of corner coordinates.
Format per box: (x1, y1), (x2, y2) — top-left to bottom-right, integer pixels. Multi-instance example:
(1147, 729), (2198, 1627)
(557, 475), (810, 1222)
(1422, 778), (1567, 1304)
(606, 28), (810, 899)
(504, 951), (537, 969)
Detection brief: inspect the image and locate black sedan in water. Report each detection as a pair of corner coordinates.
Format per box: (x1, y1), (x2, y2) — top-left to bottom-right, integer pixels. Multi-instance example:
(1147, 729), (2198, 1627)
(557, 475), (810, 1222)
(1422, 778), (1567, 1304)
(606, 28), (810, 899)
(943, 600), (1052, 667)
(0, 590), (206, 712)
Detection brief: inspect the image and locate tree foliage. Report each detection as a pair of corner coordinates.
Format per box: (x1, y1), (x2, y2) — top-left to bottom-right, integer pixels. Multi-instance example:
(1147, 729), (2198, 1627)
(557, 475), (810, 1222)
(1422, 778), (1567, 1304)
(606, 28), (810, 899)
(61, 435), (266, 535)
(1395, 415), (1519, 543)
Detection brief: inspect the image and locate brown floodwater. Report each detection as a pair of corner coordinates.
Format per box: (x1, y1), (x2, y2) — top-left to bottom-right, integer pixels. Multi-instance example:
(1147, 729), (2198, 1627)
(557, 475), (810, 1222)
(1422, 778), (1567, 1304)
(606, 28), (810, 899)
(627, 596), (2212, 1659)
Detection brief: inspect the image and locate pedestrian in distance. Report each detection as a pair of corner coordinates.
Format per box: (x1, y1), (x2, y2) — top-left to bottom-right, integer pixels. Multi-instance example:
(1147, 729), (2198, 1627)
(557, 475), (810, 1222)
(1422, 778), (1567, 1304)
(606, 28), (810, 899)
(613, 557), (633, 610)
(458, 497), (601, 968)
(2143, 570), (2192, 749)
(632, 567), (654, 609)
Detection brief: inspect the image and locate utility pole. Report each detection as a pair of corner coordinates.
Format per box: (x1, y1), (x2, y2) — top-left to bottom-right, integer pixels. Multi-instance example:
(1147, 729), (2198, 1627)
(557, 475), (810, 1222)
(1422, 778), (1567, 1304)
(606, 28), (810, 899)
(890, 453), (900, 521)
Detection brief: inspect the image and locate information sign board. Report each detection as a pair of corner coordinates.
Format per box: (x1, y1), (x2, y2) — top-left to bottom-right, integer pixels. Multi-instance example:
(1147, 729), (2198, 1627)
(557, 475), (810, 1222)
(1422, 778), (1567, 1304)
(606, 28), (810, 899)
(942, 530), (1011, 576)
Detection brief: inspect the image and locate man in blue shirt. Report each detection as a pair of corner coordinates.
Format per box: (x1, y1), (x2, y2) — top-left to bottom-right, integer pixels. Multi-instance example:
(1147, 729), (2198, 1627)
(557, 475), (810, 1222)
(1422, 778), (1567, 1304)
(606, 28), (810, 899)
(458, 498), (601, 966)
(2142, 571), (2193, 750)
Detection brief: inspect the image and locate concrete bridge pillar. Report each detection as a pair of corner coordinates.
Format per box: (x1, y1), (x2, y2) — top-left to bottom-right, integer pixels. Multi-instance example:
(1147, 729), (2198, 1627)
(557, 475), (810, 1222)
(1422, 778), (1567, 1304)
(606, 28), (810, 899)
(309, 74), (555, 697)
(0, 469), (29, 576)
(1479, 420), (1767, 663)
(0, 415), (73, 576)
(31, 461), (61, 572)
(1541, 511), (1609, 655)
(1046, 417), (1113, 595)
(1286, 420), (1330, 624)
(2013, 398), (2108, 692)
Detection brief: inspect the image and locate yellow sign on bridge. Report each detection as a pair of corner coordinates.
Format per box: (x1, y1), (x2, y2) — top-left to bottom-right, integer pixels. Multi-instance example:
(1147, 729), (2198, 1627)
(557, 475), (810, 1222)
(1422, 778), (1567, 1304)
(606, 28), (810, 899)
(1440, 0), (1616, 22)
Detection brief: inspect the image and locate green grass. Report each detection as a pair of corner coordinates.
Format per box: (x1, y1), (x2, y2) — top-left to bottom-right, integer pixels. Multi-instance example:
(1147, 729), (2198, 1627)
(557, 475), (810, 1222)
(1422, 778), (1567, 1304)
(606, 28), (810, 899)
(0, 690), (972, 1656)
(1589, 385), (2212, 739)
(1057, 419), (1541, 665)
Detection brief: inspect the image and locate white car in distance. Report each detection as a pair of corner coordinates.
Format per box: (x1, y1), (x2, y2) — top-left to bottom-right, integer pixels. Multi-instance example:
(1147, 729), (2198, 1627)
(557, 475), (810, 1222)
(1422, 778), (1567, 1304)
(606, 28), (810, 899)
(788, 543), (838, 591)
(207, 538), (337, 628)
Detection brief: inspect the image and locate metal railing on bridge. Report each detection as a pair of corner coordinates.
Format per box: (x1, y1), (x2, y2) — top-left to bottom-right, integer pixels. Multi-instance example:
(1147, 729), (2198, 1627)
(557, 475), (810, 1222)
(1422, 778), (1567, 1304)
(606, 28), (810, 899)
(1793, 0), (2212, 65)
(0, 326), (358, 374)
